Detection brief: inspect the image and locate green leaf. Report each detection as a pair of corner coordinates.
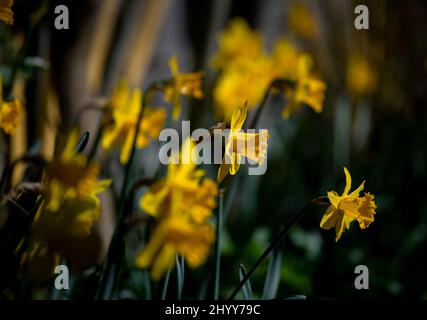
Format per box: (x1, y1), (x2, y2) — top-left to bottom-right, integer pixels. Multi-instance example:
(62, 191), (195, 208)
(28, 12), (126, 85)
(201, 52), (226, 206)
(262, 247), (282, 299)
(176, 255), (185, 299)
(238, 264), (253, 300)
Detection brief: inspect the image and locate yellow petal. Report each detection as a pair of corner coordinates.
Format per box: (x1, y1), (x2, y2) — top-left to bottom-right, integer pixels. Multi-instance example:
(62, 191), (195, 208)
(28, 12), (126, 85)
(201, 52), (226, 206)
(343, 167), (352, 196)
(335, 214), (353, 242)
(230, 104), (247, 132)
(150, 244), (176, 281)
(229, 152), (241, 176)
(320, 206), (338, 230)
(349, 181), (365, 199)
(168, 56), (179, 76)
(119, 126), (135, 164)
(327, 191), (341, 209)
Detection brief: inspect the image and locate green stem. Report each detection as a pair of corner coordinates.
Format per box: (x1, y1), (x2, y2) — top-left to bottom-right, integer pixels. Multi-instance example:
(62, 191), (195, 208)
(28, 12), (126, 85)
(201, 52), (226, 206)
(213, 188), (224, 299)
(95, 86), (152, 300)
(227, 196), (329, 300)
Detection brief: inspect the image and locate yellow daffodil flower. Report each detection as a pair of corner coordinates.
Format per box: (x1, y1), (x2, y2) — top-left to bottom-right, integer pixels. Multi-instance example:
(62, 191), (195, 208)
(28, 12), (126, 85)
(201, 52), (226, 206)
(102, 80), (167, 164)
(272, 39), (301, 79)
(346, 54), (378, 97)
(211, 18), (263, 70)
(320, 167), (377, 241)
(282, 54), (326, 119)
(212, 19), (326, 122)
(26, 130), (111, 278)
(288, 3), (317, 38)
(164, 56), (203, 120)
(217, 104), (269, 183)
(0, 75), (22, 134)
(0, 0), (14, 25)
(213, 56), (275, 120)
(136, 138), (217, 280)
(135, 217), (215, 281)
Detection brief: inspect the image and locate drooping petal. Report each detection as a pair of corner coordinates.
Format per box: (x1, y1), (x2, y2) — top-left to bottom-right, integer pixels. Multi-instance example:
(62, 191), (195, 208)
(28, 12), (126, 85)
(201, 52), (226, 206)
(119, 126), (135, 164)
(334, 214), (353, 242)
(320, 206), (339, 230)
(135, 223), (167, 269)
(150, 244), (176, 281)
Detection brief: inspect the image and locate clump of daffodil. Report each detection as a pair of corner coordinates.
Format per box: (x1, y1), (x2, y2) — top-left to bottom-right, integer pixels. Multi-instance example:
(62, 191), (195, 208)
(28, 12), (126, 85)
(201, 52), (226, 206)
(25, 130), (111, 279)
(102, 80), (167, 164)
(288, 2), (317, 38)
(135, 138), (217, 280)
(212, 19), (274, 120)
(0, 75), (22, 134)
(212, 18), (326, 121)
(281, 54), (326, 119)
(320, 167), (377, 241)
(0, 0), (14, 25)
(163, 56), (203, 120)
(346, 54), (378, 98)
(217, 104), (269, 183)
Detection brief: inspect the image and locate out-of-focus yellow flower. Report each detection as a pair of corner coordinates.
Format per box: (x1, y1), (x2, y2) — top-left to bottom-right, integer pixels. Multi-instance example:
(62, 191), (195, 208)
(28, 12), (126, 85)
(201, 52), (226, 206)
(320, 167), (377, 241)
(0, 75), (22, 134)
(25, 130), (111, 277)
(136, 138), (217, 280)
(164, 56), (203, 120)
(288, 3), (317, 38)
(217, 104), (269, 183)
(272, 39), (301, 79)
(346, 54), (378, 97)
(102, 80), (167, 164)
(0, 0), (14, 25)
(136, 217), (215, 281)
(213, 56), (275, 120)
(212, 19), (326, 122)
(211, 17), (263, 70)
(282, 54), (326, 119)
(141, 138), (217, 223)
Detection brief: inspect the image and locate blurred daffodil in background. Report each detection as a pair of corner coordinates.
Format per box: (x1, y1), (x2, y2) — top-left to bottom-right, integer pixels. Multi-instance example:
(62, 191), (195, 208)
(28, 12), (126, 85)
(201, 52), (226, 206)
(212, 18), (326, 121)
(320, 167), (377, 241)
(288, 2), (317, 39)
(0, 76), (22, 134)
(102, 80), (166, 164)
(346, 54), (378, 98)
(0, 0), (14, 25)
(24, 130), (111, 279)
(136, 138), (216, 280)
(282, 54), (326, 119)
(164, 56), (203, 120)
